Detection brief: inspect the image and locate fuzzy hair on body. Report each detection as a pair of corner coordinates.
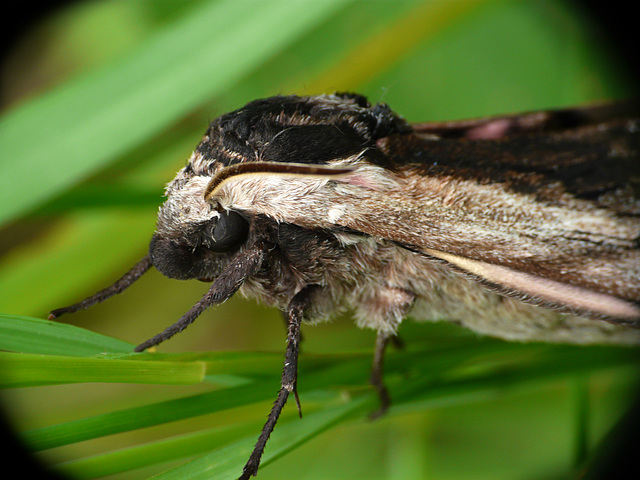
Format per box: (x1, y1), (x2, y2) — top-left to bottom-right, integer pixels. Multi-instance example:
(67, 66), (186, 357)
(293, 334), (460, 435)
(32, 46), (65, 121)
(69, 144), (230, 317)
(50, 93), (640, 479)
(155, 93), (640, 344)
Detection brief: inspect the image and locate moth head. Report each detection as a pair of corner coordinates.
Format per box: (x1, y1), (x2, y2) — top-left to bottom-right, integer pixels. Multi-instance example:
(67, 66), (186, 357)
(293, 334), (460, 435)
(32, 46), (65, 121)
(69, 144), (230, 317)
(151, 92), (410, 281)
(149, 173), (250, 281)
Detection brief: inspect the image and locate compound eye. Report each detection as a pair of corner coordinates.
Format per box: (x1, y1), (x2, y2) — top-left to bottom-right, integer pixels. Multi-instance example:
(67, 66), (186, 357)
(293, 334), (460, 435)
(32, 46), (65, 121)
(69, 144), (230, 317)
(202, 210), (249, 252)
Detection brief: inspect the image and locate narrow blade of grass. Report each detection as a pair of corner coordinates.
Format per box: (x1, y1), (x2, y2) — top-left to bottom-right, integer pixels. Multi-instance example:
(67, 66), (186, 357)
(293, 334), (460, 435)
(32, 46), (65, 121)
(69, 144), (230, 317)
(0, 352), (205, 388)
(145, 345), (630, 480)
(0, 314), (133, 355)
(54, 421), (264, 479)
(145, 344), (640, 480)
(22, 382), (271, 451)
(148, 393), (374, 480)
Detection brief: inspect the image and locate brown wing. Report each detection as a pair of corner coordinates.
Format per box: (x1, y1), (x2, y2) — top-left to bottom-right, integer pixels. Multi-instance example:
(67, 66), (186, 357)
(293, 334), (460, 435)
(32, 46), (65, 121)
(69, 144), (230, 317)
(354, 102), (640, 320)
(205, 100), (640, 322)
(396, 101), (640, 213)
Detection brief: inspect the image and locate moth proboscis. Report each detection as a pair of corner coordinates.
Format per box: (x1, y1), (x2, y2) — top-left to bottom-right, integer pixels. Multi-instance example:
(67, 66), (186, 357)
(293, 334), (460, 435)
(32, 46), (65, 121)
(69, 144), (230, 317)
(49, 93), (640, 479)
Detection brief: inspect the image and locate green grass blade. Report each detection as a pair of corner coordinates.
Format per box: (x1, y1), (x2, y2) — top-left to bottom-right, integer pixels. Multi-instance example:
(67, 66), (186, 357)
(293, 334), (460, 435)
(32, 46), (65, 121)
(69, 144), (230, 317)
(148, 394), (374, 480)
(392, 348), (640, 416)
(0, 351), (205, 388)
(0, 314), (133, 355)
(145, 344), (639, 480)
(54, 421), (263, 479)
(0, 0), (352, 226)
(23, 382), (271, 451)
(22, 341), (637, 458)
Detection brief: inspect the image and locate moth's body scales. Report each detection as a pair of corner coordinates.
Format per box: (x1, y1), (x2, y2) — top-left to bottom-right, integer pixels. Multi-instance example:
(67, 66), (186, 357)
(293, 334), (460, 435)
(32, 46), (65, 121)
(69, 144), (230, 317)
(154, 94), (640, 344)
(50, 93), (640, 479)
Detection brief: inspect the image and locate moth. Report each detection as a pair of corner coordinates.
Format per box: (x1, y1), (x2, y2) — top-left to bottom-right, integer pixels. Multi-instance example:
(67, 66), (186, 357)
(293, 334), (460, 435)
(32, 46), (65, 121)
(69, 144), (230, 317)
(50, 93), (640, 479)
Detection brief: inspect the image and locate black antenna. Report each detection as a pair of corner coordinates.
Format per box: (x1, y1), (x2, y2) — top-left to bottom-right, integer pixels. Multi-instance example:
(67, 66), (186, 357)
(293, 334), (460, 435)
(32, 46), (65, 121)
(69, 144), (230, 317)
(48, 255), (152, 319)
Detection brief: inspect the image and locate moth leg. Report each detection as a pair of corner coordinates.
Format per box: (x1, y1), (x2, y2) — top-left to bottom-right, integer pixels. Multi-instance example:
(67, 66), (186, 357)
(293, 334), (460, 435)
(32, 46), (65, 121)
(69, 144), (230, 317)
(282, 308), (305, 348)
(281, 310), (303, 417)
(358, 286), (414, 419)
(369, 331), (392, 419)
(239, 285), (316, 480)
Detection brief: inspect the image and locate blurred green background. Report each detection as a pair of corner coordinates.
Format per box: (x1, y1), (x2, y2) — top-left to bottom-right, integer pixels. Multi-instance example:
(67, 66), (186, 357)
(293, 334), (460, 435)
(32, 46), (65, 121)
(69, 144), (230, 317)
(0, 1), (638, 479)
